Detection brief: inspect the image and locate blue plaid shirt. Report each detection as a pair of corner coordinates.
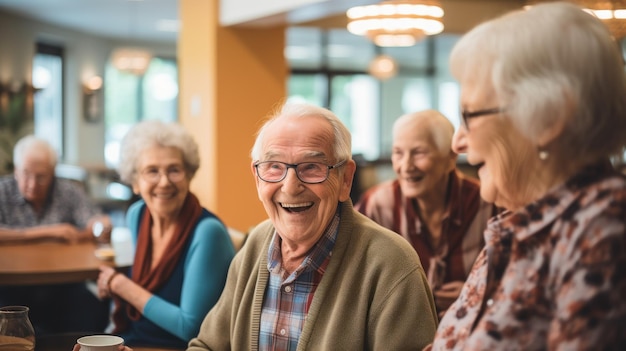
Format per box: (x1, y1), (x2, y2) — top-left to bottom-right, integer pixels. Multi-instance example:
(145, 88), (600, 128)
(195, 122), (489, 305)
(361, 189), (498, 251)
(259, 208), (340, 351)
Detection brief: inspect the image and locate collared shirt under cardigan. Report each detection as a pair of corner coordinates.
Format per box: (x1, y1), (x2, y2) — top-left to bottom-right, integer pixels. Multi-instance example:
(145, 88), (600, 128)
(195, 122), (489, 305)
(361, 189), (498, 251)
(188, 199), (438, 351)
(430, 164), (626, 350)
(260, 211), (338, 350)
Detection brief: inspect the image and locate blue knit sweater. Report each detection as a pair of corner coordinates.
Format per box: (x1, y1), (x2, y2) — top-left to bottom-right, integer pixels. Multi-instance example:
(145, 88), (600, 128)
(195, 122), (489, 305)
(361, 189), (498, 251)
(118, 200), (235, 349)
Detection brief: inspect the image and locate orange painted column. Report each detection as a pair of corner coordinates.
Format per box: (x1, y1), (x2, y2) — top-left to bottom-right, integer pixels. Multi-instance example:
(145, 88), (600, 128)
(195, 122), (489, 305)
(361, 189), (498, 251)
(178, 0), (286, 232)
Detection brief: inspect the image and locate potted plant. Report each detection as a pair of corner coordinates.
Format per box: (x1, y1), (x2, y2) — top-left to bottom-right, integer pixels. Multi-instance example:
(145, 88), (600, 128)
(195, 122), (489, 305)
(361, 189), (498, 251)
(0, 81), (35, 175)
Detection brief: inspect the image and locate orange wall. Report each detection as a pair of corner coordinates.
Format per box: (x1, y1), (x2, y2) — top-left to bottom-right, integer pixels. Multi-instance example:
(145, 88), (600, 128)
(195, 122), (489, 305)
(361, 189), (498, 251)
(178, 0), (286, 232)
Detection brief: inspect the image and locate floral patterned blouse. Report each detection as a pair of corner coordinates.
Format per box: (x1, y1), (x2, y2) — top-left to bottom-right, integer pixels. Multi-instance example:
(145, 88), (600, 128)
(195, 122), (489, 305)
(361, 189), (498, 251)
(430, 164), (626, 350)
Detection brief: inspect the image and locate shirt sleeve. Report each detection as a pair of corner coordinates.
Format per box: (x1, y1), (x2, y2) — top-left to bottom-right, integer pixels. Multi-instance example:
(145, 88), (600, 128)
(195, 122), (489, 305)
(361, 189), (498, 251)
(354, 185), (386, 224)
(142, 217), (235, 341)
(60, 179), (102, 228)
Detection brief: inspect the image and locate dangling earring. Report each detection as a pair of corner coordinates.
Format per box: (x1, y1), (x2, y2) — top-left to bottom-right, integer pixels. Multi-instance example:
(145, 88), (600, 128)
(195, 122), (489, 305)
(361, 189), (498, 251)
(538, 149), (549, 161)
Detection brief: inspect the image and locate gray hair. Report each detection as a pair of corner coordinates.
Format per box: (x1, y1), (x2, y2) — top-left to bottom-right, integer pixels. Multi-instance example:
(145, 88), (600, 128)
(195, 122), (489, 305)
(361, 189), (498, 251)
(117, 120), (200, 184)
(450, 2), (626, 167)
(392, 110), (455, 154)
(250, 102), (352, 163)
(13, 135), (57, 169)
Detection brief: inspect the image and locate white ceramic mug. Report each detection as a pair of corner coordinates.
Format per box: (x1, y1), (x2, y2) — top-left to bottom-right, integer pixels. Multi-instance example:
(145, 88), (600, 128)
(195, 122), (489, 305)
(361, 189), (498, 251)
(77, 335), (124, 351)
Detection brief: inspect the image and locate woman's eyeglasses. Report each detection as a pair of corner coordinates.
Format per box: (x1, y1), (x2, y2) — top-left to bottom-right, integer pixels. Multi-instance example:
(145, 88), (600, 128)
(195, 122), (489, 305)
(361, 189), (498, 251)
(139, 166), (186, 184)
(461, 107), (504, 130)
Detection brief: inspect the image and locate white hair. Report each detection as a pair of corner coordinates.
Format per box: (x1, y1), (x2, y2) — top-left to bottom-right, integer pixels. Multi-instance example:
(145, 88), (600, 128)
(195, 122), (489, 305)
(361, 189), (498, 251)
(13, 135), (57, 169)
(392, 110), (454, 154)
(117, 120), (200, 184)
(450, 2), (626, 167)
(250, 102), (352, 162)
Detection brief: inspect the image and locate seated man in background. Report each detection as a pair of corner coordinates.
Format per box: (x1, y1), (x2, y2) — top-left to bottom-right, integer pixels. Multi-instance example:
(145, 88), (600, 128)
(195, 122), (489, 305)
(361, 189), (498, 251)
(355, 110), (496, 317)
(187, 102), (438, 351)
(0, 135), (111, 335)
(0, 135), (111, 242)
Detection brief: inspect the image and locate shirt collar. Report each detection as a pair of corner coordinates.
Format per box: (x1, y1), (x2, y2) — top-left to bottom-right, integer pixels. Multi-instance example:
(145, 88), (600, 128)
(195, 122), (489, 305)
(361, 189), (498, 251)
(267, 205), (340, 280)
(486, 162), (616, 243)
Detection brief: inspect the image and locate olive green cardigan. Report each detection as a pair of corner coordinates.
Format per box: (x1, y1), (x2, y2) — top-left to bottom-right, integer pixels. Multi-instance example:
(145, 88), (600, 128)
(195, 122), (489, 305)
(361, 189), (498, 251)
(188, 200), (438, 351)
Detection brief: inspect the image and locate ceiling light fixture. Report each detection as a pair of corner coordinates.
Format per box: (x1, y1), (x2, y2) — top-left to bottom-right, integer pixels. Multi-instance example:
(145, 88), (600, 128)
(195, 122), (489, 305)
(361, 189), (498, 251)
(110, 48), (153, 75)
(526, 0), (626, 39)
(369, 54), (399, 80)
(346, 0), (445, 47)
(110, 0), (153, 75)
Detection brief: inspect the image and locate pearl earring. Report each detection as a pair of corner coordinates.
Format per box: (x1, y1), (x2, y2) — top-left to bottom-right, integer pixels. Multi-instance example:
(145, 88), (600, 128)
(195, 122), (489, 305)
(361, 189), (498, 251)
(538, 150), (549, 161)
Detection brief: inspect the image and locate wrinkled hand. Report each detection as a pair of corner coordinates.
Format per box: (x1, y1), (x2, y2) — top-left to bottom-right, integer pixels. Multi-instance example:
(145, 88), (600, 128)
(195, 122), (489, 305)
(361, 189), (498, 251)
(73, 344), (131, 351)
(97, 265), (118, 299)
(434, 280), (465, 315)
(45, 223), (84, 243)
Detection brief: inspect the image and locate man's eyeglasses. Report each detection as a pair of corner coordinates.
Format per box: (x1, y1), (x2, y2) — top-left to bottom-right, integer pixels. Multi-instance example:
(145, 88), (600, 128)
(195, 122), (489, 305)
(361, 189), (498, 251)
(17, 171), (51, 185)
(139, 166), (186, 185)
(461, 107), (504, 130)
(254, 160), (347, 184)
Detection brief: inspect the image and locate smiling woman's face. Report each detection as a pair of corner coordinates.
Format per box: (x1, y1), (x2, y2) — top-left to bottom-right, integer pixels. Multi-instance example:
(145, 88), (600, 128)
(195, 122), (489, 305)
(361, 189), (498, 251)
(455, 81), (536, 210)
(132, 145), (190, 222)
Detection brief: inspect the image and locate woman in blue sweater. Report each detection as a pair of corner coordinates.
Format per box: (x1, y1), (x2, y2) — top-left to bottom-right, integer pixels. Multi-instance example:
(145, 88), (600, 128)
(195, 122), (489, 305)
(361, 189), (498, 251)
(95, 120), (235, 349)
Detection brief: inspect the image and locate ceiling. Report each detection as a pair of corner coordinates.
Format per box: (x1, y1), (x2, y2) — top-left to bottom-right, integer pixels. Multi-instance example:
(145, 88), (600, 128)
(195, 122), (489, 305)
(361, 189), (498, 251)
(0, 0), (526, 44)
(0, 0), (179, 43)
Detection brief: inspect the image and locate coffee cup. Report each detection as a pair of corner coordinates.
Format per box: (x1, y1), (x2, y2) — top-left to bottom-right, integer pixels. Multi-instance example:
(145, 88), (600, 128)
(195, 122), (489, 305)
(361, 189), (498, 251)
(77, 335), (124, 351)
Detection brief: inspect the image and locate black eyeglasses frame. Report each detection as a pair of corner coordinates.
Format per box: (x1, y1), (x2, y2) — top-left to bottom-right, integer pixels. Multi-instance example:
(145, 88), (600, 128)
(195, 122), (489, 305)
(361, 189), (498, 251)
(461, 107), (504, 129)
(254, 159), (347, 184)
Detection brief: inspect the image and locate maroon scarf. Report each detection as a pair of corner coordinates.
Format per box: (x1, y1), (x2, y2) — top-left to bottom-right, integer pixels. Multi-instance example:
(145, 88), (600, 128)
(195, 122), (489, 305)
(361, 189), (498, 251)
(112, 193), (202, 333)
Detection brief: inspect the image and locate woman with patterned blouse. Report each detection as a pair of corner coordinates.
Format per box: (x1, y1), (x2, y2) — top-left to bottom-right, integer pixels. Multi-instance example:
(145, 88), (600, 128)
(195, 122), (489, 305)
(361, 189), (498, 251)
(426, 2), (626, 350)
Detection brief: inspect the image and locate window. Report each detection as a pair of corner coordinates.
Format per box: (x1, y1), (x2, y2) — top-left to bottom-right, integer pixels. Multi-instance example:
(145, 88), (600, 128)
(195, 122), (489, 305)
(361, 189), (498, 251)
(329, 75), (379, 160)
(285, 27), (461, 161)
(33, 43), (64, 157)
(104, 57), (178, 167)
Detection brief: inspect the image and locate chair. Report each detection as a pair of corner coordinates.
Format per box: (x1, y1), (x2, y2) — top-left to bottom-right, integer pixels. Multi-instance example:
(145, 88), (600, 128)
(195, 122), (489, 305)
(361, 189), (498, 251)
(227, 227), (248, 252)
(55, 164), (89, 192)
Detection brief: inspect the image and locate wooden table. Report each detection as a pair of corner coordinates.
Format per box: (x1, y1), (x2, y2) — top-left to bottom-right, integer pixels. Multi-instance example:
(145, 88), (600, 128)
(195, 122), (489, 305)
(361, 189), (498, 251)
(27, 333), (183, 351)
(0, 238), (134, 286)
